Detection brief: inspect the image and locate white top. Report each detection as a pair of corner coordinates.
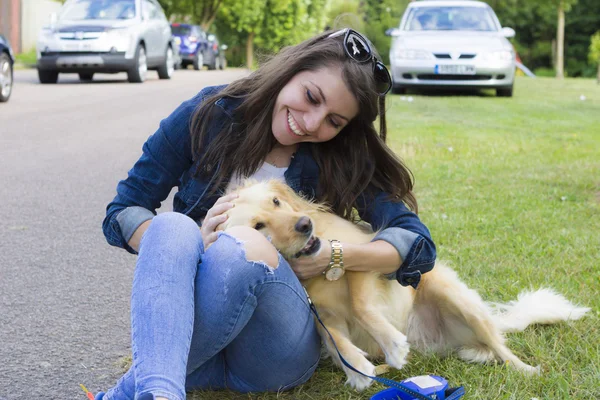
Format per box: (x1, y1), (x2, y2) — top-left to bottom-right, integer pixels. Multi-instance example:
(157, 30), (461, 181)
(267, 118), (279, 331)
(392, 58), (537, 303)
(225, 162), (288, 192)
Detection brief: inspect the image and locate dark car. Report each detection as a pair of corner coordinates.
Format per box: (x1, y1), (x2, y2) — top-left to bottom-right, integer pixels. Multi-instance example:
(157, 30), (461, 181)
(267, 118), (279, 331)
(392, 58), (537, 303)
(0, 34), (15, 103)
(205, 33), (226, 70)
(171, 23), (209, 70)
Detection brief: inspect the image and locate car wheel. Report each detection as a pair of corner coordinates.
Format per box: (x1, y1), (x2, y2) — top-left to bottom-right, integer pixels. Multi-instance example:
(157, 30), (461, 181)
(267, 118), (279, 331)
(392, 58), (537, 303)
(79, 73), (94, 82)
(0, 53), (13, 102)
(207, 55), (216, 70)
(193, 52), (203, 71)
(496, 85), (514, 97)
(128, 44), (147, 83)
(38, 69), (59, 84)
(392, 85), (407, 95)
(157, 46), (174, 79)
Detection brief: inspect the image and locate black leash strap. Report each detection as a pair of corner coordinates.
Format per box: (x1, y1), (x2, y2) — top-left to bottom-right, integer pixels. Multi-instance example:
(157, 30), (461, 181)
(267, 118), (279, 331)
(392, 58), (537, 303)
(304, 288), (465, 400)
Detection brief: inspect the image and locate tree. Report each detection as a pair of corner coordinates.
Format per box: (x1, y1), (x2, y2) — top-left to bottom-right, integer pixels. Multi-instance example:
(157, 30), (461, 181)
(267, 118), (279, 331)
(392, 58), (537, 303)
(589, 31), (600, 83)
(552, 0), (578, 78)
(218, 0), (327, 69)
(157, 0), (230, 31)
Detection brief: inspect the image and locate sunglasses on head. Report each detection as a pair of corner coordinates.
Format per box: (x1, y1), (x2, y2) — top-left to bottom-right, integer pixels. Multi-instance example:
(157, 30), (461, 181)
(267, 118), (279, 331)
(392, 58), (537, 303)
(328, 28), (392, 95)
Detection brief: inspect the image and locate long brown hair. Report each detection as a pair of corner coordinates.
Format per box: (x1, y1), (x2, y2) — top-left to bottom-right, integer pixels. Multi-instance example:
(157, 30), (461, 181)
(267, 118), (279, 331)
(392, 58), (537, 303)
(190, 30), (417, 218)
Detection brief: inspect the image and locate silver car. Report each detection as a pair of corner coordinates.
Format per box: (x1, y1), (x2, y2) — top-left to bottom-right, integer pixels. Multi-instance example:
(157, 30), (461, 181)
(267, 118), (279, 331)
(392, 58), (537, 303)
(36, 0), (175, 83)
(387, 0), (516, 97)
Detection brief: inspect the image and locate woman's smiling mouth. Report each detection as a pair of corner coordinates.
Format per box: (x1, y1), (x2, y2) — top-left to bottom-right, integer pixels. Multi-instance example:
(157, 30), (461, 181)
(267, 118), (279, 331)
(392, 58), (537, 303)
(287, 110), (306, 136)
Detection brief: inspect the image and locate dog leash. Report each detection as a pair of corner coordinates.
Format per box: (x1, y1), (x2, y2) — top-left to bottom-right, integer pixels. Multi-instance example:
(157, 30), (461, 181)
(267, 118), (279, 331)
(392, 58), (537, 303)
(303, 287), (465, 400)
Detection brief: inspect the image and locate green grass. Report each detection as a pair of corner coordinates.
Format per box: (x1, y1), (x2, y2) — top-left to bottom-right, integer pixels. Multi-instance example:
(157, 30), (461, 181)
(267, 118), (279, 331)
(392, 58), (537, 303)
(186, 77), (598, 399)
(14, 49), (37, 68)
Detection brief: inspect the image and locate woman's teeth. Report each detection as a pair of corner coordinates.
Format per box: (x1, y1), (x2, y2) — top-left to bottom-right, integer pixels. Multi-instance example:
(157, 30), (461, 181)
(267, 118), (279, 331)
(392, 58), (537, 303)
(288, 110), (305, 136)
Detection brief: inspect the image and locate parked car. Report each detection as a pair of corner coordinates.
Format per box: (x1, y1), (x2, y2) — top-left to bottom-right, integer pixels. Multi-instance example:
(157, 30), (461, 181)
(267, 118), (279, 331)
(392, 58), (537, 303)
(0, 34), (14, 103)
(36, 0), (175, 84)
(205, 33), (226, 70)
(170, 23), (209, 70)
(386, 0), (516, 97)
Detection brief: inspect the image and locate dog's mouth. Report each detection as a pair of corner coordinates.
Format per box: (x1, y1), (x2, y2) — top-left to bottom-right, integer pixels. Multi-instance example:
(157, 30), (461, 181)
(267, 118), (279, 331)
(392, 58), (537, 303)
(294, 236), (321, 258)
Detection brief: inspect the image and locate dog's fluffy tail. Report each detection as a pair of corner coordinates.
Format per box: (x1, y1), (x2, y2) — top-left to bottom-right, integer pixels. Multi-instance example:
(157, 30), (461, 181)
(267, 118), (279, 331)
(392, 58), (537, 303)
(488, 288), (590, 333)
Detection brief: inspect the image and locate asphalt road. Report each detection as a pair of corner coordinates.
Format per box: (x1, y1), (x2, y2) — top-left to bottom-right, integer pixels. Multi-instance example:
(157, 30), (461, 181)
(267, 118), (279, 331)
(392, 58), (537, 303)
(0, 68), (249, 400)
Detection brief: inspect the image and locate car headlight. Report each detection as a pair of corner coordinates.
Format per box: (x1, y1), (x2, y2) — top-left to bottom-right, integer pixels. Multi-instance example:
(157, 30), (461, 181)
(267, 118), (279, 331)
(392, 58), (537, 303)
(105, 27), (130, 38)
(395, 49), (433, 60)
(478, 50), (513, 61)
(38, 28), (55, 41)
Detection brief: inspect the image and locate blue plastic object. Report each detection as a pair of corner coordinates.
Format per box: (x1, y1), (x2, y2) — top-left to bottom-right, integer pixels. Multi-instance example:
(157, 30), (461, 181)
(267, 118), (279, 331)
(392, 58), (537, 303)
(370, 376), (448, 400)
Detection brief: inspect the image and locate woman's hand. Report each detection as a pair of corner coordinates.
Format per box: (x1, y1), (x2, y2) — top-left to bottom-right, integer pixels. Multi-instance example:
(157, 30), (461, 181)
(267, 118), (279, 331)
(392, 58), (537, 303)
(201, 193), (238, 250)
(288, 238), (331, 280)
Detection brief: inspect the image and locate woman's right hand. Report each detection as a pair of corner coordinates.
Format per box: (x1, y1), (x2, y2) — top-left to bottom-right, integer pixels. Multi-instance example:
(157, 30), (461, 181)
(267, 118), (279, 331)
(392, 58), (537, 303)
(201, 193), (238, 250)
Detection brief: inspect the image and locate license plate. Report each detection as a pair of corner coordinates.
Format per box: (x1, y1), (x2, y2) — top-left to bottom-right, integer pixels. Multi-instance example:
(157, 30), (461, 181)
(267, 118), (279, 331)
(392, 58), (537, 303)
(62, 42), (93, 52)
(435, 65), (476, 75)
(174, 37), (181, 45)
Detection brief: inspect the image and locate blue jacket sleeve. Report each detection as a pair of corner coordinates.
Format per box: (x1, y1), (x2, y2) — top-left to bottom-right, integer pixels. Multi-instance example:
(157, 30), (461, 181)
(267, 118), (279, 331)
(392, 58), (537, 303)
(356, 189), (436, 288)
(102, 90), (206, 253)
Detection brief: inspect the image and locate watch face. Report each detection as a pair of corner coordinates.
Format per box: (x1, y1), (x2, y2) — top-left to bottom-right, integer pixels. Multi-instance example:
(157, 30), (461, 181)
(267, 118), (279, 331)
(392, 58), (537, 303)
(326, 267), (344, 281)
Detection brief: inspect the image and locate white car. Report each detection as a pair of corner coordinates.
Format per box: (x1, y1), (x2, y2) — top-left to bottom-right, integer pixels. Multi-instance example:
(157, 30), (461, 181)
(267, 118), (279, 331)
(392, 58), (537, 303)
(386, 0), (516, 97)
(36, 0), (175, 83)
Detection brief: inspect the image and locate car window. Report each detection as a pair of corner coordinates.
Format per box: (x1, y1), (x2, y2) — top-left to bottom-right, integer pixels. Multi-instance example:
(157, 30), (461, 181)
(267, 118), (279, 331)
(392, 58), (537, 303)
(404, 6), (497, 32)
(60, 0), (136, 20)
(171, 25), (191, 35)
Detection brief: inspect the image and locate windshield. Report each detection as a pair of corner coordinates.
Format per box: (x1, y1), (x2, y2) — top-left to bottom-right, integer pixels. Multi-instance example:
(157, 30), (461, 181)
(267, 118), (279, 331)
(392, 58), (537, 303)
(404, 6), (498, 32)
(60, 0), (137, 20)
(171, 25), (192, 36)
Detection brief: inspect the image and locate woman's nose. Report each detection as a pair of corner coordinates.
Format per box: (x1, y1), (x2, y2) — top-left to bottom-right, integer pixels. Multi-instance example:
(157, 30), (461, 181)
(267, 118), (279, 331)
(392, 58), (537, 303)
(303, 112), (324, 133)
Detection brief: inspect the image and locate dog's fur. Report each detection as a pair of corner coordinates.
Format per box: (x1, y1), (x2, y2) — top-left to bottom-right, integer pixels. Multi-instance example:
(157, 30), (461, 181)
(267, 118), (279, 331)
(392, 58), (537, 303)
(221, 179), (590, 390)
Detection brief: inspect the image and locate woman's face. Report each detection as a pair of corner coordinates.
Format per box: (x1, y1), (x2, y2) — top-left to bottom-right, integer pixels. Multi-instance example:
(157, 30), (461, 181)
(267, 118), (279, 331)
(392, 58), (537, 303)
(271, 66), (359, 147)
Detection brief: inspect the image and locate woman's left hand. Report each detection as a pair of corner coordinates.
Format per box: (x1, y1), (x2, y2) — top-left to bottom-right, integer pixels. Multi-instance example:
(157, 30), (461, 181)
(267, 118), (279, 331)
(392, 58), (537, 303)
(288, 238), (331, 280)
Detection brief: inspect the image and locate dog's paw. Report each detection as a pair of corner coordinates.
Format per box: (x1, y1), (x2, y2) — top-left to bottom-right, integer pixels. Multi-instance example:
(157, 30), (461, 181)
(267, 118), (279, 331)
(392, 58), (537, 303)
(383, 335), (410, 370)
(344, 359), (376, 391)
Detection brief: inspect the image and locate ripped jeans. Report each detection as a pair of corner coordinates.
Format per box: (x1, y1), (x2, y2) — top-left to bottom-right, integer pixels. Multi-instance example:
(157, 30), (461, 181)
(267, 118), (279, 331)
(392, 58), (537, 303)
(101, 212), (321, 400)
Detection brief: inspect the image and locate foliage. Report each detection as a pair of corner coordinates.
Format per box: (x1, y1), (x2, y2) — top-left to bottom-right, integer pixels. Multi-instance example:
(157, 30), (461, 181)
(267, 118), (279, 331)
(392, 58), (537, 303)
(587, 31), (600, 65)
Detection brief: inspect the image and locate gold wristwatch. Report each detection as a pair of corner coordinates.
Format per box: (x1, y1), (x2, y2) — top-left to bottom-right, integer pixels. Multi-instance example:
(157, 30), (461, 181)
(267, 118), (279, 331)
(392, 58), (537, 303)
(324, 240), (345, 281)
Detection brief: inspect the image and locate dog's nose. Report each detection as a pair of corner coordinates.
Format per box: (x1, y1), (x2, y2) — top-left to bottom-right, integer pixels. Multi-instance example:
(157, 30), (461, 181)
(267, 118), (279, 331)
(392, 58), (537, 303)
(294, 216), (312, 235)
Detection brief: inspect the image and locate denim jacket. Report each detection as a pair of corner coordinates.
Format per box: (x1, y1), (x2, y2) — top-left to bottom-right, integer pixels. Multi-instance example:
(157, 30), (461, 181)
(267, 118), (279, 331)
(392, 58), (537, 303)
(103, 85), (436, 288)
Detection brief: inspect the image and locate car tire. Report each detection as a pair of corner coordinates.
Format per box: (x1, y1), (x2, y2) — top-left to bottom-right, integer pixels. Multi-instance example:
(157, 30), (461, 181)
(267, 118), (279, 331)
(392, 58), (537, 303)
(392, 85), (407, 95)
(0, 53), (13, 102)
(79, 73), (94, 82)
(128, 44), (147, 83)
(193, 52), (203, 71)
(38, 69), (59, 84)
(496, 85), (513, 97)
(157, 46), (174, 80)
(207, 55), (217, 70)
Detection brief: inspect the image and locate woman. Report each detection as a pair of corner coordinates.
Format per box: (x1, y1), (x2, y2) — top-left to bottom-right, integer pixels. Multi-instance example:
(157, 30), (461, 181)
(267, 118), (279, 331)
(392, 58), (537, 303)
(98, 29), (436, 400)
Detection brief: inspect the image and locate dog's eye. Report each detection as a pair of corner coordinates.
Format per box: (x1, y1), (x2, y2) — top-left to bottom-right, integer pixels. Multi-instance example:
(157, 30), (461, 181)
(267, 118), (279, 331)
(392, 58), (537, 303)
(273, 197), (280, 206)
(254, 222), (265, 230)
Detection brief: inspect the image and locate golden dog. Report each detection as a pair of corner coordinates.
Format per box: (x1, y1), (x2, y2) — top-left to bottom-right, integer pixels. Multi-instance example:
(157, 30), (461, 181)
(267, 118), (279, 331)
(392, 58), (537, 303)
(221, 179), (589, 390)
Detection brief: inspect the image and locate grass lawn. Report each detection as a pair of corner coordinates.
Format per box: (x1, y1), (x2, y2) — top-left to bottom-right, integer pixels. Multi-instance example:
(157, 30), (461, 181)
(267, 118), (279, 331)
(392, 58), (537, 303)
(186, 77), (600, 399)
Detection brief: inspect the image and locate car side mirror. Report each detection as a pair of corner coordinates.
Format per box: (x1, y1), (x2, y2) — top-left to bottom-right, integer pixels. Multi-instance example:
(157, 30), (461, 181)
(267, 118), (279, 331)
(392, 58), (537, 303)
(501, 27), (515, 38)
(385, 28), (401, 37)
(220, 44), (228, 51)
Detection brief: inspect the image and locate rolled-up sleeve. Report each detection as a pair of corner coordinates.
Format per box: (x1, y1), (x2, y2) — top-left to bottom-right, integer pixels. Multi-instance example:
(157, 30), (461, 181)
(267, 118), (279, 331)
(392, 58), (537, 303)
(356, 190), (436, 288)
(102, 90), (207, 253)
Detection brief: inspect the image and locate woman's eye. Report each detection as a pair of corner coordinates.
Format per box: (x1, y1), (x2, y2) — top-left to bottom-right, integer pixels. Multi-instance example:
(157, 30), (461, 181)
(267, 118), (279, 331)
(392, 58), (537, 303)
(329, 117), (340, 129)
(306, 90), (318, 105)
(273, 197), (280, 206)
(254, 222), (265, 230)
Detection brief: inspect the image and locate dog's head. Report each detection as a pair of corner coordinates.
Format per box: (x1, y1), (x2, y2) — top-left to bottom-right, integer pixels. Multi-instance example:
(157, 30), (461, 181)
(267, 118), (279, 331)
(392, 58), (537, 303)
(220, 179), (325, 258)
